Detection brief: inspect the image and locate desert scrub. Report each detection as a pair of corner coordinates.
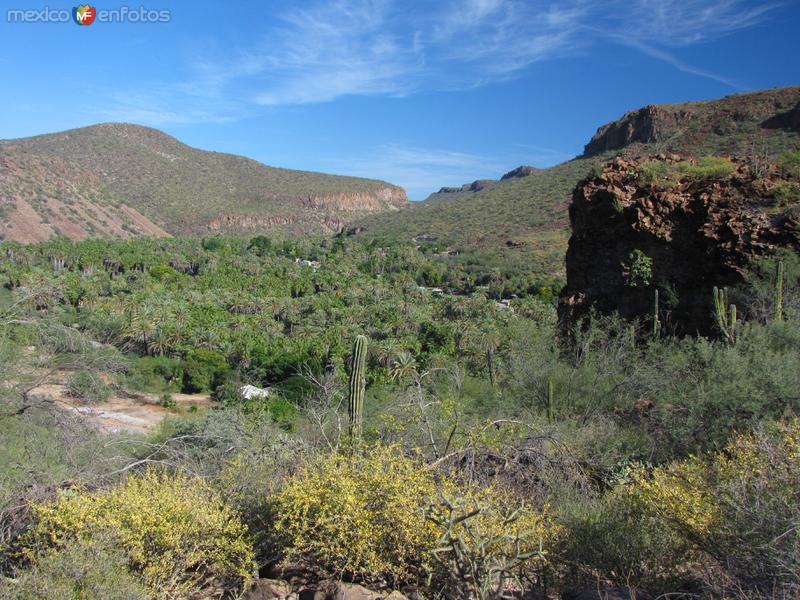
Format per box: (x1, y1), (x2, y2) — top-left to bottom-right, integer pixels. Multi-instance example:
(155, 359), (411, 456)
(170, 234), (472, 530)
(625, 249), (653, 288)
(425, 485), (560, 599)
(778, 149), (800, 178)
(626, 420), (800, 595)
(66, 370), (111, 403)
(24, 469), (254, 599)
(556, 486), (691, 594)
(271, 445), (439, 587)
(772, 181), (800, 211)
(2, 534), (148, 600)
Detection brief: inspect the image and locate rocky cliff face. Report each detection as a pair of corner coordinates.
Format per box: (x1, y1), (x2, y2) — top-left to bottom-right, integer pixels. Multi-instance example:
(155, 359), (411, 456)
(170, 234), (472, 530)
(559, 155), (800, 335)
(583, 105), (689, 156)
(583, 87), (800, 157)
(501, 165), (539, 180)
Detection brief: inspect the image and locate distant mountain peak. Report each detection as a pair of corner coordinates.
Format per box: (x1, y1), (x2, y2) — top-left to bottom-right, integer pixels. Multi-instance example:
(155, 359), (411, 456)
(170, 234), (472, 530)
(500, 165), (539, 180)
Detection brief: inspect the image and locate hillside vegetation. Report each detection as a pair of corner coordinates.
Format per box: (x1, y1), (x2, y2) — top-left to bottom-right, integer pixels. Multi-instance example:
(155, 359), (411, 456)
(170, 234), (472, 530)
(1, 87), (800, 600)
(0, 231), (798, 599)
(0, 123), (408, 242)
(354, 87), (800, 281)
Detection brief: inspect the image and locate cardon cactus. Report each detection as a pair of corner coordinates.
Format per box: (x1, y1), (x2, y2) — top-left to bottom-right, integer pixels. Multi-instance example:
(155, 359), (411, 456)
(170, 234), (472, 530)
(348, 334), (368, 444)
(713, 286), (737, 343)
(776, 261), (784, 322)
(653, 288), (660, 337)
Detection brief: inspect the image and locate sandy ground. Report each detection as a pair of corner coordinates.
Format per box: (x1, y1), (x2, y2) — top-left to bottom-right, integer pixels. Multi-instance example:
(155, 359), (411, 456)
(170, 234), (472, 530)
(28, 378), (214, 435)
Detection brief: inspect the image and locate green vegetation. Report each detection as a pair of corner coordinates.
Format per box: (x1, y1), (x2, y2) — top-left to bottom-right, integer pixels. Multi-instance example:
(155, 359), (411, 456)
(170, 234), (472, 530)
(636, 155), (735, 187)
(355, 156), (606, 281)
(347, 334), (368, 445)
(0, 124), (406, 238)
(66, 370), (112, 403)
(773, 181), (800, 210)
(713, 286), (738, 343)
(779, 149), (800, 177)
(625, 249), (653, 288)
(0, 230), (798, 598)
(24, 469), (253, 598)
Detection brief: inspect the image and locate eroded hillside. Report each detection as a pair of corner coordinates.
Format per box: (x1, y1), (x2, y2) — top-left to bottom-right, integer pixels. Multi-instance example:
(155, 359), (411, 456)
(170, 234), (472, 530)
(0, 123), (408, 242)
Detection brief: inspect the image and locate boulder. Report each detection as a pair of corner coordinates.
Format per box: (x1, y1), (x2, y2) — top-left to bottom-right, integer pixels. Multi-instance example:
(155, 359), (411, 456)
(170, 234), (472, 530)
(243, 578), (295, 600)
(299, 581), (398, 600)
(562, 587), (652, 600)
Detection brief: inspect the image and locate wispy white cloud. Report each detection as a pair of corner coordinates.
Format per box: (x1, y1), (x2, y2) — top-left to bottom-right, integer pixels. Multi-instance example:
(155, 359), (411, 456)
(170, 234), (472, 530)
(599, 0), (780, 88)
(96, 0), (781, 123)
(617, 0), (780, 46)
(616, 37), (745, 90)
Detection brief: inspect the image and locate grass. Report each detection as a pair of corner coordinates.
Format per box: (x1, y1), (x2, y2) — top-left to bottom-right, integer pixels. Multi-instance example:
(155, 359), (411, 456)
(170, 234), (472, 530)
(636, 156), (736, 187)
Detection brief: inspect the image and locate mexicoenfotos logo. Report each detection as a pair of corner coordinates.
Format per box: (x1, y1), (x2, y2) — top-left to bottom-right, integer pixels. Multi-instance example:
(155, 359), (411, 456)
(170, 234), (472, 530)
(73, 5), (96, 25)
(6, 5), (171, 24)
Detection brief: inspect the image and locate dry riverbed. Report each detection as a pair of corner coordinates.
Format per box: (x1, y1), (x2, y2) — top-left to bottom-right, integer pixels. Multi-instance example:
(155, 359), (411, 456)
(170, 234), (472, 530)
(28, 375), (214, 434)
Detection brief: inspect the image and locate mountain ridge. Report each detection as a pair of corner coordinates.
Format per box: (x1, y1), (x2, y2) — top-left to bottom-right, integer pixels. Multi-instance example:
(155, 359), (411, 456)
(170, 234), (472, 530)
(0, 123), (408, 242)
(352, 86), (800, 280)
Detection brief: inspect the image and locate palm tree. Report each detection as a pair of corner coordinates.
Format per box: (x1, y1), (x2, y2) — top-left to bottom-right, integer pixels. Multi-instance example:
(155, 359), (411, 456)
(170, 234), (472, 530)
(147, 327), (173, 357)
(389, 352), (418, 385)
(376, 338), (401, 368)
(479, 327), (502, 387)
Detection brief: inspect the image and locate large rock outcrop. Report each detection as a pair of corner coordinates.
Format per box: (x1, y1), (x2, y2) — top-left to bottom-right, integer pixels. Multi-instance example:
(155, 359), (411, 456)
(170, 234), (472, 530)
(558, 155), (800, 335)
(583, 87), (800, 157)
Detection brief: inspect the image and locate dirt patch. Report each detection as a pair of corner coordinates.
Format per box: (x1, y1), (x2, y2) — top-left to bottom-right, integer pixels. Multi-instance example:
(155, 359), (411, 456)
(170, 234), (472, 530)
(0, 197), (55, 243)
(29, 380), (214, 434)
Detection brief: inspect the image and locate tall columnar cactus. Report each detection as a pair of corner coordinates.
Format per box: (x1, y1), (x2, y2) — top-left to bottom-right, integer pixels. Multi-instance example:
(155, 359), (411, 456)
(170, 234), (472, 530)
(653, 288), (660, 337)
(713, 286), (737, 343)
(775, 261), (784, 322)
(348, 334), (368, 444)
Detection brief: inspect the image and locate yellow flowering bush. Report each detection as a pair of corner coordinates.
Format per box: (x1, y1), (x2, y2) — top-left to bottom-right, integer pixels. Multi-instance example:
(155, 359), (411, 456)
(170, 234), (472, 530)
(625, 419), (800, 594)
(271, 445), (439, 586)
(25, 469), (254, 599)
(627, 457), (720, 542)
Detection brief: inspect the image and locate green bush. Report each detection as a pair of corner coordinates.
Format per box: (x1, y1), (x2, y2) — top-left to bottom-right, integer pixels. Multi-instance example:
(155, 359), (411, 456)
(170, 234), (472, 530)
(182, 349), (230, 393)
(637, 156), (734, 186)
(1, 535), (148, 600)
(773, 181), (800, 210)
(556, 488), (690, 593)
(625, 249), (653, 288)
(66, 370), (111, 403)
(778, 149), (800, 177)
(126, 356), (184, 392)
(629, 420), (800, 596)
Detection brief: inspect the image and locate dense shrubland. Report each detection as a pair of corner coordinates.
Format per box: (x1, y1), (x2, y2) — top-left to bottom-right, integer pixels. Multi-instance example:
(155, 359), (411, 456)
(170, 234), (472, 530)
(0, 235), (798, 599)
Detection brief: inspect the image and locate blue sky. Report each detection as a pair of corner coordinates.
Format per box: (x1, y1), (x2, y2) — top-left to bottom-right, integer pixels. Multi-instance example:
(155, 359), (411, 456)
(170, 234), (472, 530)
(1, 1), (798, 199)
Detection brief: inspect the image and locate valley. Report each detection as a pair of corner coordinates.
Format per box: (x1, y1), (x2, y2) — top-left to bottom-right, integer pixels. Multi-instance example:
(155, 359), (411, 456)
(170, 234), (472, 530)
(1, 86), (799, 600)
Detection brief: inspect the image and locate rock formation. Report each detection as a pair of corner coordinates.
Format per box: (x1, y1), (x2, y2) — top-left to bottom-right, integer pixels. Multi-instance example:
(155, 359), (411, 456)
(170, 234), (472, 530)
(583, 87), (800, 157)
(501, 165), (539, 180)
(559, 154), (800, 335)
